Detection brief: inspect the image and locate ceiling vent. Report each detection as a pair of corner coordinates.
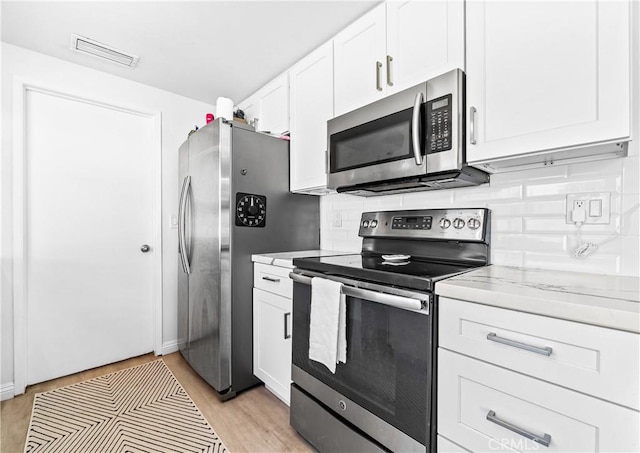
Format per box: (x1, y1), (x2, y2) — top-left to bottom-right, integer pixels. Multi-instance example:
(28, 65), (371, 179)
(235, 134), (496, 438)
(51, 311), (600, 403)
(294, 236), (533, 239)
(69, 34), (139, 68)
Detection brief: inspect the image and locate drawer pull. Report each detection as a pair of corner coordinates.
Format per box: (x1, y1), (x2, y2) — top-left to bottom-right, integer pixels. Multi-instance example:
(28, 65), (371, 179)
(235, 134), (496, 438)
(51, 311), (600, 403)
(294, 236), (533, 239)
(486, 332), (552, 356)
(487, 410), (551, 447)
(262, 276), (281, 283)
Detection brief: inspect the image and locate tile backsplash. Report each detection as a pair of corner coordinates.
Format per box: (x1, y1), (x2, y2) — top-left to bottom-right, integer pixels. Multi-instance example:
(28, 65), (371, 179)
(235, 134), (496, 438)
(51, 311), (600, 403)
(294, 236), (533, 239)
(320, 156), (640, 277)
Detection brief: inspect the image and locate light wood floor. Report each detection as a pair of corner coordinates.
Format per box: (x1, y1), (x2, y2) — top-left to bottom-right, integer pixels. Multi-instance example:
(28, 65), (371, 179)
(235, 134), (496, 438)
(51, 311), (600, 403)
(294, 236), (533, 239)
(0, 352), (314, 452)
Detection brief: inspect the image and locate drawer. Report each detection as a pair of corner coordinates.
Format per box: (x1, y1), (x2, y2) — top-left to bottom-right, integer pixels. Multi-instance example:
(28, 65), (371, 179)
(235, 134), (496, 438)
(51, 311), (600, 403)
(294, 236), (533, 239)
(254, 262), (293, 298)
(439, 297), (640, 410)
(438, 349), (640, 453)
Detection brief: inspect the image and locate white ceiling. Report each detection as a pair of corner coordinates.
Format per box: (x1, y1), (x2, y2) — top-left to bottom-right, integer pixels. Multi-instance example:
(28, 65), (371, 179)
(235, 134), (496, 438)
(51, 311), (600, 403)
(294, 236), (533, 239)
(1, 1), (380, 105)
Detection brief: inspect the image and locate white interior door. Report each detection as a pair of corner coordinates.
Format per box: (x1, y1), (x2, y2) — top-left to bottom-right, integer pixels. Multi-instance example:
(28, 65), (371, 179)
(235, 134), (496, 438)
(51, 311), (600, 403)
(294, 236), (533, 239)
(25, 89), (155, 385)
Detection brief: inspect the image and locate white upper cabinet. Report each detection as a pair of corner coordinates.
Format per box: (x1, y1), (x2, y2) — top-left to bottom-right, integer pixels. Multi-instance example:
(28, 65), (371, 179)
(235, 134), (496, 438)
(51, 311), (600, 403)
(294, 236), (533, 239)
(466, 0), (631, 171)
(239, 72), (289, 135)
(289, 41), (334, 193)
(386, 0), (464, 94)
(334, 0), (464, 117)
(333, 4), (387, 117)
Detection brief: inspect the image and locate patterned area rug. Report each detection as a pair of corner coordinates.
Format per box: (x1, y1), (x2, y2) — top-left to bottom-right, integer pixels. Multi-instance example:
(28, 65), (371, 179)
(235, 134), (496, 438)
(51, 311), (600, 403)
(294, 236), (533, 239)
(24, 360), (229, 453)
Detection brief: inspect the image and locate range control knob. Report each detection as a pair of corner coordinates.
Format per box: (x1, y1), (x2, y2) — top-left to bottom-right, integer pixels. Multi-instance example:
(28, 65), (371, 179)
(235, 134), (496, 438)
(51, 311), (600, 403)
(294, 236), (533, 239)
(467, 218), (481, 230)
(361, 220), (370, 228)
(439, 218), (451, 229)
(370, 220), (378, 228)
(452, 218), (466, 229)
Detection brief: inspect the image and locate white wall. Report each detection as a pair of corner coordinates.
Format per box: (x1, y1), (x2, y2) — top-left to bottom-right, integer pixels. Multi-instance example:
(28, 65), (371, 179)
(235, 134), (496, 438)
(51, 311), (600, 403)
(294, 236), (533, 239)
(320, 155), (640, 276)
(1, 43), (214, 393)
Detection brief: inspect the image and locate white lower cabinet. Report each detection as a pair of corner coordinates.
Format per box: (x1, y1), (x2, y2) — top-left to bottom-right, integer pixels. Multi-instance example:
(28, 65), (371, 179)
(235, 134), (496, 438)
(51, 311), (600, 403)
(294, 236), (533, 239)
(438, 298), (640, 452)
(438, 349), (639, 452)
(252, 263), (293, 405)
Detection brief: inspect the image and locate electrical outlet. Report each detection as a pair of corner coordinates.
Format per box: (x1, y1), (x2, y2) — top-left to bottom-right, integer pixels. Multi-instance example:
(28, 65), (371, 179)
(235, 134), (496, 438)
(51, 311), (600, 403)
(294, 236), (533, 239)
(566, 193), (611, 224)
(332, 211), (343, 228)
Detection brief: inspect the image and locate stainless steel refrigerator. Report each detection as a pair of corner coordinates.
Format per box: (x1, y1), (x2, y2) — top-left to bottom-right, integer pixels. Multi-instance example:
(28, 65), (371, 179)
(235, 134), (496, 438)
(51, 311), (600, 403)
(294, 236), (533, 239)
(177, 119), (319, 399)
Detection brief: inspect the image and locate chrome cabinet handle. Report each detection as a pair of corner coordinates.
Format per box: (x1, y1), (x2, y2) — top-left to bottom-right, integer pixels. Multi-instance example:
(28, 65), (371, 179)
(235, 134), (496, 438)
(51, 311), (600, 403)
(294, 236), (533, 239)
(386, 55), (394, 86)
(487, 410), (551, 447)
(284, 312), (291, 339)
(487, 332), (552, 356)
(140, 244), (150, 253)
(262, 276), (281, 283)
(470, 106), (477, 145)
(411, 92), (424, 166)
(375, 61), (383, 91)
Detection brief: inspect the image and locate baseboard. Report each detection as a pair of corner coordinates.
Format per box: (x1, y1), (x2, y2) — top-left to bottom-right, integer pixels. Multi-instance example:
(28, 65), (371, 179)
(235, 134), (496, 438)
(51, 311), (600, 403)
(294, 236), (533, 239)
(161, 340), (179, 356)
(1, 382), (15, 401)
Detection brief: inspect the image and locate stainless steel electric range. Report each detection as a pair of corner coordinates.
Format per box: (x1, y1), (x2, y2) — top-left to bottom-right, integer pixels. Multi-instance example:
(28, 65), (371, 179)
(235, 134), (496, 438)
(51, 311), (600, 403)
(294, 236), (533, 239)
(289, 208), (490, 453)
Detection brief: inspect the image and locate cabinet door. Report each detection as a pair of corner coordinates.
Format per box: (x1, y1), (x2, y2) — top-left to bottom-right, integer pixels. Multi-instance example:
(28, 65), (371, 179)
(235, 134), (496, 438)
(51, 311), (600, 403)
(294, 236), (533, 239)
(466, 0), (631, 164)
(239, 73), (289, 134)
(333, 3), (386, 116)
(238, 95), (258, 127)
(386, 0), (464, 94)
(253, 288), (292, 405)
(289, 41), (334, 193)
(257, 73), (289, 135)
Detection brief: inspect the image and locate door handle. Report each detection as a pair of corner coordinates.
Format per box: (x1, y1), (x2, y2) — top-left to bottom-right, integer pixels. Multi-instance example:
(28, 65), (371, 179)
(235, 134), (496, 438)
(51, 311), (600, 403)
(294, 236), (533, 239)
(178, 176), (189, 273)
(140, 244), (150, 253)
(289, 272), (426, 313)
(179, 176), (192, 274)
(375, 61), (383, 91)
(411, 92), (424, 166)
(262, 276), (281, 283)
(284, 312), (291, 339)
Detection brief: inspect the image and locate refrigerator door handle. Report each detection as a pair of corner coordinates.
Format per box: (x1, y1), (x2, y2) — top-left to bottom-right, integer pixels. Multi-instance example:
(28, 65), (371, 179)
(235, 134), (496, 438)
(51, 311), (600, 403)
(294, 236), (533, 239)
(178, 176), (188, 273)
(179, 176), (192, 274)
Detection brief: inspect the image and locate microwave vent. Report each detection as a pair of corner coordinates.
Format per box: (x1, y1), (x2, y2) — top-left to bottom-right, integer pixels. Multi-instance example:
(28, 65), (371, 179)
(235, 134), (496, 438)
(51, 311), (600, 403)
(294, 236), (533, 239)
(69, 34), (139, 68)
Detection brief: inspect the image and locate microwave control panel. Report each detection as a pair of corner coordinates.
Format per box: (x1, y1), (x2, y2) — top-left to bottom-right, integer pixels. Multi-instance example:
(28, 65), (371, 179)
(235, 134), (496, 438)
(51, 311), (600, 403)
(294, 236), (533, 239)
(426, 94), (452, 154)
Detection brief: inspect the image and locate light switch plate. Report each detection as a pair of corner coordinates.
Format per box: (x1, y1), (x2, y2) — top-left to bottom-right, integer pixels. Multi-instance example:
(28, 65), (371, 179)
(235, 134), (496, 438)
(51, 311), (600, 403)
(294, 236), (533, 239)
(565, 192), (610, 224)
(332, 211), (342, 227)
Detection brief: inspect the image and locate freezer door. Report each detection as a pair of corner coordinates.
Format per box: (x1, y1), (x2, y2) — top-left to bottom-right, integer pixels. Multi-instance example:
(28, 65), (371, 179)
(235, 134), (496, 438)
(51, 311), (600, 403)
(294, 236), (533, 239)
(186, 121), (231, 392)
(177, 140), (189, 360)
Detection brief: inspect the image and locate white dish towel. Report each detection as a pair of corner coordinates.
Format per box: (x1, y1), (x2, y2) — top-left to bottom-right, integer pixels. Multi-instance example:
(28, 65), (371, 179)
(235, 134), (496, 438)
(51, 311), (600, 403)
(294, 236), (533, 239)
(308, 277), (347, 373)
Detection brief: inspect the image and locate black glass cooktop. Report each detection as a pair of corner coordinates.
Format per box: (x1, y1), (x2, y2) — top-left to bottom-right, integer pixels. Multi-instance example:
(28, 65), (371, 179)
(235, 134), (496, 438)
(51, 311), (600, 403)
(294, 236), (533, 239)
(293, 254), (476, 292)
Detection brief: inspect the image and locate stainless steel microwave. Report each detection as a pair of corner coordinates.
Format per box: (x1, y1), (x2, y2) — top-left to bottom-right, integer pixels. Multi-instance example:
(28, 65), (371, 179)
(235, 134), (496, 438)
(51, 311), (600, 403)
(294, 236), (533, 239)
(327, 69), (488, 196)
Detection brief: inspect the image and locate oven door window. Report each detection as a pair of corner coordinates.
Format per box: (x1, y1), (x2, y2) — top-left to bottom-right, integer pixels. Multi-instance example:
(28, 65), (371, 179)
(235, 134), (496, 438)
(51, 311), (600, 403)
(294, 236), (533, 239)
(329, 107), (422, 173)
(292, 285), (431, 445)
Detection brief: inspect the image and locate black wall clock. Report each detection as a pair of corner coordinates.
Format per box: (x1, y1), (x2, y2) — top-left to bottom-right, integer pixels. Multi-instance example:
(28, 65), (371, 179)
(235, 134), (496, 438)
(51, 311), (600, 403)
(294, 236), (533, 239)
(235, 193), (267, 227)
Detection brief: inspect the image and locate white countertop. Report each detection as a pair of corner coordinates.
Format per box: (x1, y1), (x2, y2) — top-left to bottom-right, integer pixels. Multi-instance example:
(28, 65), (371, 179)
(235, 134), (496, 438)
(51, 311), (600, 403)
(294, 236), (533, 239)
(251, 250), (352, 269)
(435, 265), (640, 333)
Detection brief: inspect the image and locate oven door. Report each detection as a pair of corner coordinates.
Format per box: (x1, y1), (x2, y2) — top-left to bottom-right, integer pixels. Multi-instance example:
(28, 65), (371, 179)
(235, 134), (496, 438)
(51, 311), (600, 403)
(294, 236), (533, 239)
(327, 83), (427, 190)
(290, 271), (435, 452)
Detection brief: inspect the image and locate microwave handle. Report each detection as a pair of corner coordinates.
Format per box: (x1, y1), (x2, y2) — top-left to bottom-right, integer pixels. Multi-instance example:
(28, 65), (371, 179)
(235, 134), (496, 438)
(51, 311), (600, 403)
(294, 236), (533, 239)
(411, 92), (424, 166)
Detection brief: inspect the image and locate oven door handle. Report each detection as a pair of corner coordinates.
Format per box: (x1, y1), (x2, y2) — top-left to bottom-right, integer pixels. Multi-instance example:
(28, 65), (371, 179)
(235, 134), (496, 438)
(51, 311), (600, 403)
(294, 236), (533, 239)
(289, 272), (425, 312)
